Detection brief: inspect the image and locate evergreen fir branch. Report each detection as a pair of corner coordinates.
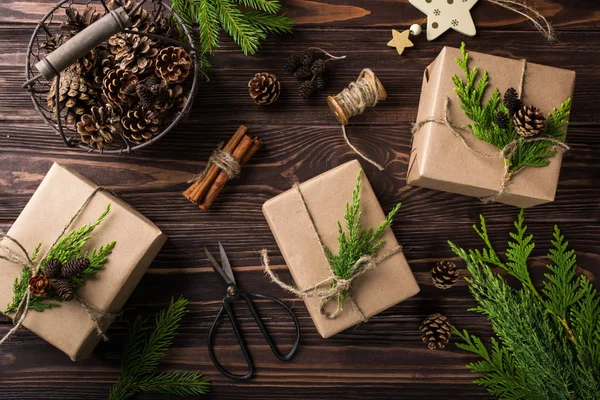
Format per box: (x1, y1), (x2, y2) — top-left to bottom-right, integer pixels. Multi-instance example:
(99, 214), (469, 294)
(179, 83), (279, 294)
(324, 171), (401, 310)
(137, 371), (210, 396)
(243, 11), (293, 34)
(450, 211), (600, 399)
(109, 297), (209, 400)
(70, 241), (117, 288)
(234, 0), (280, 13)
(214, 0), (264, 55)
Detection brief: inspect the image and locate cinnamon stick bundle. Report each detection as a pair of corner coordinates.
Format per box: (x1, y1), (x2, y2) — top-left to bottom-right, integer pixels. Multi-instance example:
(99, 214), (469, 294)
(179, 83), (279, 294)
(184, 125), (262, 210)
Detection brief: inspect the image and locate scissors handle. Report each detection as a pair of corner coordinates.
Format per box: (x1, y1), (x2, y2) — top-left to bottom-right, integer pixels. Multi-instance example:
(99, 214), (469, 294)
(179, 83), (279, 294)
(208, 301), (254, 380)
(243, 292), (301, 362)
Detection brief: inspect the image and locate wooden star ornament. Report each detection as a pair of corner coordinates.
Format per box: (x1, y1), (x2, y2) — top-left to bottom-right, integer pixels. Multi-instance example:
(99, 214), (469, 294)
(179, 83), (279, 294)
(409, 0), (478, 41)
(387, 29), (414, 55)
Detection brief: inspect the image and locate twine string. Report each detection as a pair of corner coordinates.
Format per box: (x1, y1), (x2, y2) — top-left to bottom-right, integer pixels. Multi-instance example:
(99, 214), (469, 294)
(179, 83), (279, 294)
(260, 184), (403, 321)
(0, 187), (116, 345)
(487, 0), (555, 41)
(411, 59), (569, 202)
(187, 144), (241, 183)
(333, 69), (386, 171)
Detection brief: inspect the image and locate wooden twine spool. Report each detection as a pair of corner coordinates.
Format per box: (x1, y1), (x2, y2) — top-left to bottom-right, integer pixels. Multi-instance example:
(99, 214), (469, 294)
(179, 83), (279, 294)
(327, 69), (387, 170)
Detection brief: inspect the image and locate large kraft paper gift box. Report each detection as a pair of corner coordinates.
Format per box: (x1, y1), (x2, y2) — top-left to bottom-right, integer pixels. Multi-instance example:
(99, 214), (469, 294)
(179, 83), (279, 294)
(263, 160), (420, 338)
(0, 163), (166, 360)
(407, 46), (576, 208)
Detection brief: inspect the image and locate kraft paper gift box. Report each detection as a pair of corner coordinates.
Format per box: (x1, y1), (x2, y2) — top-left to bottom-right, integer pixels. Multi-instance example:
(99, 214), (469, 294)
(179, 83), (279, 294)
(0, 163), (166, 360)
(407, 46), (576, 208)
(263, 160), (420, 338)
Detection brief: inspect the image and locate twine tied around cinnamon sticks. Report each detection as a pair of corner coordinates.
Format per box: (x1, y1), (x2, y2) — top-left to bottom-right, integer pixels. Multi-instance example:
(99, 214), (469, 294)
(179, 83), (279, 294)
(327, 69), (388, 171)
(260, 184), (403, 321)
(410, 59), (570, 203)
(184, 125), (262, 211)
(0, 188), (116, 346)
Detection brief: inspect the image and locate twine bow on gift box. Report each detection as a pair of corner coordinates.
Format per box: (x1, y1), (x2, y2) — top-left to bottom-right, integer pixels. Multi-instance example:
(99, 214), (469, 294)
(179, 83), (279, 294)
(261, 173), (403, 321)
(0, 188), (116, 345)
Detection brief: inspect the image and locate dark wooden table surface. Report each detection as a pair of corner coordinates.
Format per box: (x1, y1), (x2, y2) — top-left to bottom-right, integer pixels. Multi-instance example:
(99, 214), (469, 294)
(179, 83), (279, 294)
(1, 0), (599, 399)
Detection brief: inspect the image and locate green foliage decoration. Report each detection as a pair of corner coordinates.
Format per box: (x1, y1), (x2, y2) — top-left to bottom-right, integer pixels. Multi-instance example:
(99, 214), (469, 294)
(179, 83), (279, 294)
(108, 297), (210, 399)
(449, 211), (600, 399)
(324, 171), (401, 310)
(453, 43), (572, 177)
(4, 205), (115, 313)
(171, 0), (293, 55)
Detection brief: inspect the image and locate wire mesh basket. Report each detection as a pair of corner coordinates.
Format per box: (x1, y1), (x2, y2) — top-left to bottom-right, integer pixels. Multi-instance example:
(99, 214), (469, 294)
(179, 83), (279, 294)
(23, 0), (200, 154)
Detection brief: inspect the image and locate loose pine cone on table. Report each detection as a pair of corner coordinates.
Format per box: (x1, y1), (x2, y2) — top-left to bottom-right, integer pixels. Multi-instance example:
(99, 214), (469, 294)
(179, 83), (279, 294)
(121, 107), (161, 145)
(76, 105), (119, 150)
(248, 72), (281, 105)
(420, 313), (452, 350)
(431, 261), (459, 290)
(53, 279), (74, 301)
(155, 46), (192, 84)
(513, 105), (546, 137)
(108, 32), (159, 75)
(29, 275), (51, 297)
(102, 68), (138, 107)
(47, 69), (98, 125)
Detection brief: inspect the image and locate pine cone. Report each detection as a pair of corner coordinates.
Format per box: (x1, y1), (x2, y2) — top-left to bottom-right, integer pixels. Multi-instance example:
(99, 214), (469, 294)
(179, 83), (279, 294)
(298, 79), (316, 99)
(43, 258), (63, 279)
(156, 84), (186, 112)
(495, 111), (510, 129)
(53, 279), (74, 301)
(513, 105), (546, 137)
(155, 46), (192, 84)
(301, 49), (314, 66)
(294, 66), (312, 80)
(284, 52), (303, 73)
(29, 274), (51, 297)
(121, 107), (161, 144)
(108, 31), (159, 75)
(77, 105), (119, 150)
(431, 261), (459, 290)
(315, 74), (326, 91)
(311, 59), (326, 76)
(102, 68), (138, 107)
(248, 72), (281, 105)
(71, 46), (111, 88)
(62, 257), (90, 277)
(47, 69), (98, 125)
(420, 313), (452, 350)
(503, 87), (522, 116)
(108, 0), (152, 33)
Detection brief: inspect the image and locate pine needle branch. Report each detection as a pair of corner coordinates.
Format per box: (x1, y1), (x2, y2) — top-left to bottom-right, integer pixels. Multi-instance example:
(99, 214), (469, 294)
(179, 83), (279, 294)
(109, 297), (209, 400)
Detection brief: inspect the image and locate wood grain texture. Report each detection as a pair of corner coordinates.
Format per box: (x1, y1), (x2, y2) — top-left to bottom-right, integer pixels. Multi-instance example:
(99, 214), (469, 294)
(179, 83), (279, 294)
(1, 0), (599, 399)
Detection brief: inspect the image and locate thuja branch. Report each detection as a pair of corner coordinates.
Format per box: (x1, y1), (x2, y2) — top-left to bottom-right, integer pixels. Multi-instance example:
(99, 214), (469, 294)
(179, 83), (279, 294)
(449, 211), (600, 398)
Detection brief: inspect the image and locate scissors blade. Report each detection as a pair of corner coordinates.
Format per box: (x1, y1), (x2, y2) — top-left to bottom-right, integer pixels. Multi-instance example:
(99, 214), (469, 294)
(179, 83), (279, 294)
(205, 247), (234, 288)
(218, 242), (236, 285)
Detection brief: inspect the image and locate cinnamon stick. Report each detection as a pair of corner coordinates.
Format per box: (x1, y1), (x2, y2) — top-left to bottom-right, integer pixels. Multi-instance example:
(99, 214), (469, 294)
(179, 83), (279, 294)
(183, 125), (248, 204)
(199, 136), (263, 211)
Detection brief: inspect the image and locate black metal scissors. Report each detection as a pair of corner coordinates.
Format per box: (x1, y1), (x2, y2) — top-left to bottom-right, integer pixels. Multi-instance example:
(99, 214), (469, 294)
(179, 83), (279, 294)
(205, 243), (301, 380)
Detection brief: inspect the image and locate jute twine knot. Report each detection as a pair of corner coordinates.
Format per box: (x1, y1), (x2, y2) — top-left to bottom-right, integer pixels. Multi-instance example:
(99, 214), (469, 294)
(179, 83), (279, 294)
(260, 184), (403, 321)
(410, 59), (569, 203)
(0, 187), (116, 345)
(187, 144), (241, 184)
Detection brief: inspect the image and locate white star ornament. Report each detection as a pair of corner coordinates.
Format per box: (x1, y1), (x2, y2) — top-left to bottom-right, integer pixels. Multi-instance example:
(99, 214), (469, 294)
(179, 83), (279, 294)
(409, 0), (478, 41)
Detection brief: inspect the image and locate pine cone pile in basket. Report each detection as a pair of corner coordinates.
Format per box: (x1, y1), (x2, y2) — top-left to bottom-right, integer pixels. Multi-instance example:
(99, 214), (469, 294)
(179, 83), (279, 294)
(248, 72), (281, 105)
(420, 313), (452, 350)
(40, 0), (194, 150)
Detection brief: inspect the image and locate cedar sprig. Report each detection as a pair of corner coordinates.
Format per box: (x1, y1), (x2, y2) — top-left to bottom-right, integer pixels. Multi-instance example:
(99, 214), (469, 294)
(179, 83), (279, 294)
(449, 211), (600, 399)
(453, 43), (571, 177)
(108, 297), (209, 400)
(4, 205), (115, 313)
(171, 0), (293, 55)
(324, 170), (401, 310)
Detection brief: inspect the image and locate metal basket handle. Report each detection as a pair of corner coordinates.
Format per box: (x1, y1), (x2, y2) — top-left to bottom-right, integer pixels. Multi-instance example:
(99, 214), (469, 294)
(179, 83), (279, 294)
(34, 6), (132, 80)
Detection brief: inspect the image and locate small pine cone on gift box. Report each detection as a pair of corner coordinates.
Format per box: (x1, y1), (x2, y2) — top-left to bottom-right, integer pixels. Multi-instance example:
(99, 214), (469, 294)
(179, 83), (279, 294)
(431, 261), (459, 290)
(248, 72), (281, 105)
(121, 107), (161, 144)
(43, 258), (63, 279)
(513, 105), (546, 137)
(62, 257), (91, 277)
(495, 111), (510, 129)
(155, 46), (192, 84)
(53, 279), (74, 301)
(29, 275), (51, 297)
(420, 313), (452, 350)
(503, 87), (523, 116)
